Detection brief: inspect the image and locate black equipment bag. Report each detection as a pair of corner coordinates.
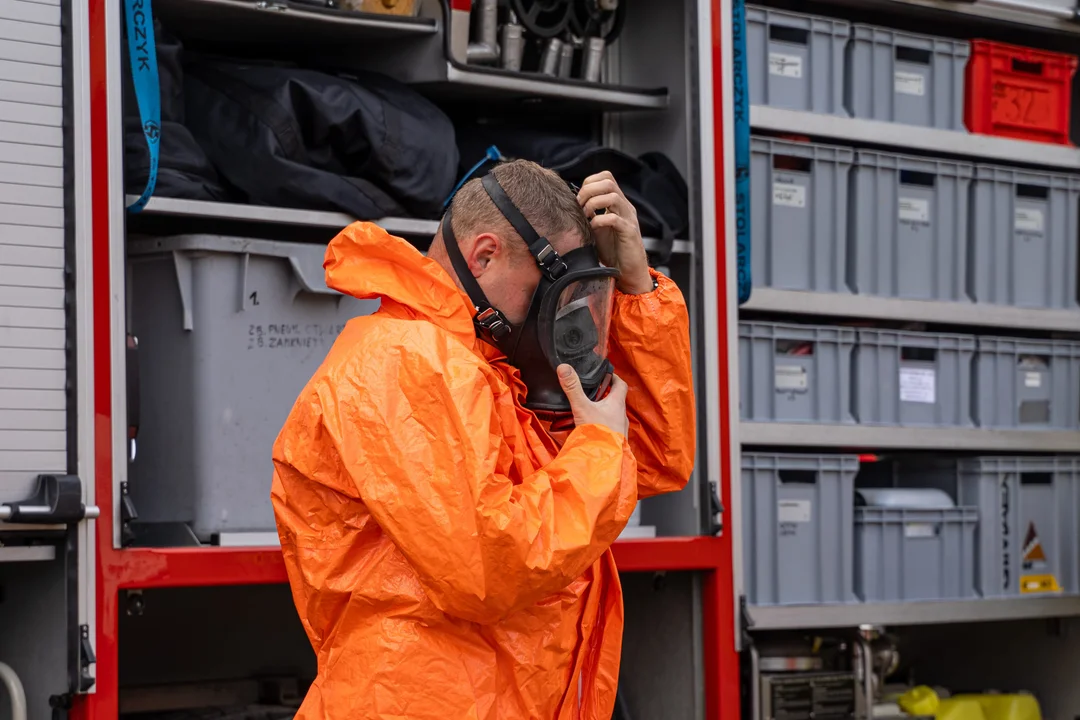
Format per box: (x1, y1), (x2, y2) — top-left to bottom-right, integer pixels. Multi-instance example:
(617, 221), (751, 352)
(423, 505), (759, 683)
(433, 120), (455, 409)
(122, 20), (231, 202)
(454, 115), (689, 263)
(182, 60), (459, 220)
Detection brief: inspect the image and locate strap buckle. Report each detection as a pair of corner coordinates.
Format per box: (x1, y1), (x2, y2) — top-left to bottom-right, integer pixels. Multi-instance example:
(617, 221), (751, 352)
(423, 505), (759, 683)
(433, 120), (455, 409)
(475, 307), (512, 341)
(533, 242), (568, 280)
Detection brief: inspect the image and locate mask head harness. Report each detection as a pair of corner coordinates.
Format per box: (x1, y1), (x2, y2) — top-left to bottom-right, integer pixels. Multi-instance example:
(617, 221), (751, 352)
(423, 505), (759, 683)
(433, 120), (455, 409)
(441, 173), (618, 413)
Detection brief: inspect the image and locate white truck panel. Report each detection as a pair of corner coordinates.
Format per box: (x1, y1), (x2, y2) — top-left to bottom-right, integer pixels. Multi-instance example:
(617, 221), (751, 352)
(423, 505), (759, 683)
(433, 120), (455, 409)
(0, 0), (67, 506)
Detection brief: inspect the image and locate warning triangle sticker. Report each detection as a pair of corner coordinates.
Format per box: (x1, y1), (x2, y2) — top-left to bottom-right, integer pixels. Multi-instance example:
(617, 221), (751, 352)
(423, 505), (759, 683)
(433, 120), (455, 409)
(1022, 522), (1048, 569)
(1020, 522), (1061, 594)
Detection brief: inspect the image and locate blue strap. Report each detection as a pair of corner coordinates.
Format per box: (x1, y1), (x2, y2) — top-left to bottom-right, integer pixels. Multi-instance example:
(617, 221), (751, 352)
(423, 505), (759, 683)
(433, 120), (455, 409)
(124, 0), (160, 213)
(732, 0), (752, 305)
(443, 145), (504, 209)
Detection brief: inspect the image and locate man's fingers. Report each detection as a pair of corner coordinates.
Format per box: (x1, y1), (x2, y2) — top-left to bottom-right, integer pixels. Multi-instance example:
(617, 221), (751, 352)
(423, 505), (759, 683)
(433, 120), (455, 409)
(584, 192), (623, 218)
(557, 364), (588, 405)
(590, 212), (636, 236)
(577, 177), (625, 206)
(580, 170), (616, 187)
(607, 373), (629, 402)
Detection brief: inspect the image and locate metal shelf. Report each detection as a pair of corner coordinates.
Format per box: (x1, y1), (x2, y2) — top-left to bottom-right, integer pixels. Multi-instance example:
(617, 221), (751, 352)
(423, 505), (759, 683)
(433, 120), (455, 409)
(813, 0), (1080, 35)
(0, 546), (56, 563)
(134, 196), (435, 236)
(751, 106), (1080, 170)
(418, 64), (670, 112)
(154, 0), (438, 46)
(747, 595), (1080, 630)
(742, 288), (1080, 333)
(129, 197), (692, 254)
(740, 422), (1080, 451)
(911, 0), (1077, 25)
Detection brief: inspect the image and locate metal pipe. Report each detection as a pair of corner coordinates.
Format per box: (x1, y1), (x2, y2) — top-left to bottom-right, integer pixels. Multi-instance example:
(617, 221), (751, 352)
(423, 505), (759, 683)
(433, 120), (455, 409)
(0, 662), (28, 720)
(749, 643), (761, 720)
(466, 0), (500, 64)
(0, 505), (100, 521)
(582, 36), (606, 82)
(500, 14), (524, 71)
(856, 635), (875, 720)
(558, 39), (575, 78)
(540, 38), (564, 76)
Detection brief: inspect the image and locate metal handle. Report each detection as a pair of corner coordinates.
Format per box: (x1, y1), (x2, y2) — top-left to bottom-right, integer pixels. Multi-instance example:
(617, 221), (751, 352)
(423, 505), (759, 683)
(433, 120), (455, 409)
(856, 634), (875, 720)
(749, 643), (762, 720)
(0, 476), (98, 524)
(0, 662), (27, 720)
(0, 505), (100, 522)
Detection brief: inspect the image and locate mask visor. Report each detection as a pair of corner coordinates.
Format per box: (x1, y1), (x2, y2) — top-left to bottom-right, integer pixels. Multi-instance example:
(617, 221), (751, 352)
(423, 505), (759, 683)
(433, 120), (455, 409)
(552, 277), (615, 390)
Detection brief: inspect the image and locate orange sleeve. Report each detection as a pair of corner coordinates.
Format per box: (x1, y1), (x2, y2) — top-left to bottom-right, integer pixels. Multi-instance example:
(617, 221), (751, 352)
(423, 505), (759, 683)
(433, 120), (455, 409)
(607, 269), (696, 499)
(318, 322), (638, 625)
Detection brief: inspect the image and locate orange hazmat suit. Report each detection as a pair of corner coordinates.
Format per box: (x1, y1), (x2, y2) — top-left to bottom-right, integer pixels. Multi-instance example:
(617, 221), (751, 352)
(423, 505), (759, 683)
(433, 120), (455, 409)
(271, 222), (695, 719)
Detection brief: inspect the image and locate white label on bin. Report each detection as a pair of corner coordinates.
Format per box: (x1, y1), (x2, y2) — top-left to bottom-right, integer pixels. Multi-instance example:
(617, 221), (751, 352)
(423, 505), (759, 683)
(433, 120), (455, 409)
(775, 364), (808, 391)
(899, 367), (936, 404)
(778, 500), (811, 523)
(894, 71), (926, 97)
(773, 182), (806, 208)
(905, 523), (936, 539)
(769, 52), (803, 78)
(1015, 207), (1045, 234)
(898, 197), (930, 225)
(1025, 371), (1043, 388)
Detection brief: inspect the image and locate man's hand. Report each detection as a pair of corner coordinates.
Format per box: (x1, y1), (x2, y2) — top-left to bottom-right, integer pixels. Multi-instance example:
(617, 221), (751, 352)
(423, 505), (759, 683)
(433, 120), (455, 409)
(558, 365), (629, 437)
(576, 171), (653, 295)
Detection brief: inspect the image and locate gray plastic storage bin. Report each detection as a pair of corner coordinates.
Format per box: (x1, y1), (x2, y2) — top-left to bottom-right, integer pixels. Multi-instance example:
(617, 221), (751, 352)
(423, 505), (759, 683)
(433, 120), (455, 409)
(895, 457), (1080, 596)
(746, 6), (849, 115)
(855, 329), (975, 427)
(970, 165), (1080, 309)
(854, 497), (977, 602)
(127, 235), (378, 542)
(742, 453), (858, 606)
(739, 321), (855, 424)
(849, 150), (973, 302)
(751, 137), (853, 293)
(974, 336), (1080, 430)
(846, 26), (968, 131)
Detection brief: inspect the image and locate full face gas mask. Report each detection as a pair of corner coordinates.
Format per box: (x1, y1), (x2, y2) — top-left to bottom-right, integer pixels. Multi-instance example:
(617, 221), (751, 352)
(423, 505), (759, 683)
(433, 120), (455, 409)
(441, 173), (619, 413)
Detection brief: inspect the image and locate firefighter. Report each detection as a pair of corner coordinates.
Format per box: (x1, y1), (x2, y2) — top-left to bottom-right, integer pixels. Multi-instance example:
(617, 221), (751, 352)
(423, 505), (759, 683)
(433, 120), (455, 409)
(271, 159), (695, 719)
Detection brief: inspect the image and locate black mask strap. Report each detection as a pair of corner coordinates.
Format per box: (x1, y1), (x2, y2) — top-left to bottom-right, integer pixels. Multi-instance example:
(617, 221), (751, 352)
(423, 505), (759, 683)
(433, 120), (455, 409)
(440, 207), (513, 342)
(481, 174), (568, 281)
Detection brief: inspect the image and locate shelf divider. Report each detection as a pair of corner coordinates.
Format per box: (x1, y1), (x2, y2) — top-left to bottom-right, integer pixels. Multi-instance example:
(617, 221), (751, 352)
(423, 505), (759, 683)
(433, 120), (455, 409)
(742, 287), (1080, 333)
(740, 422), (1080, 451)
(748, 595), (1080, 630)
(751, 105), (1080, 170)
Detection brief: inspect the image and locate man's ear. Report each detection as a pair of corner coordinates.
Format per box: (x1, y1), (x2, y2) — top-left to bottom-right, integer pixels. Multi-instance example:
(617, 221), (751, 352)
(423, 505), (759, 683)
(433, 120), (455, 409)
(467, 233), (499, 278)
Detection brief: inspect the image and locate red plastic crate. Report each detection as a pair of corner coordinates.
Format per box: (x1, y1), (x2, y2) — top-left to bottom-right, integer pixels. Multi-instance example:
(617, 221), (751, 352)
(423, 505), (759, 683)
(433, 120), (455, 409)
(965, 40), (1078, 146)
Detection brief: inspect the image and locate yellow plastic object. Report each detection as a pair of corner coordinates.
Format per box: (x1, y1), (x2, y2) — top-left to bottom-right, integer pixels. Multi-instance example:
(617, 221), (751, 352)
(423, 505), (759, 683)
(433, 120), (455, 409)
(957, 694), (1042, 720)
(900, 686), (941, 717)
(937, 698), (987, 720)
(899, 687), (1042, 720)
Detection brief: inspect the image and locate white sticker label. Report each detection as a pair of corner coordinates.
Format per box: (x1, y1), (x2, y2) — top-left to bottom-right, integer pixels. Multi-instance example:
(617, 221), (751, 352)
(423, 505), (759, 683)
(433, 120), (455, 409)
(898, 197), (930, 224)
(900, 367), (936, 404)
(905, 523), (936, 539)
(778, 500), (811, 524)
(895, 71), (926, 97)
(769, 52), (803, 78)
(1015, 207), (1045, 234)
(773, 182), (806, 208)
(775, 365), (808, 391)
(1025, 371), (1043, 388)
